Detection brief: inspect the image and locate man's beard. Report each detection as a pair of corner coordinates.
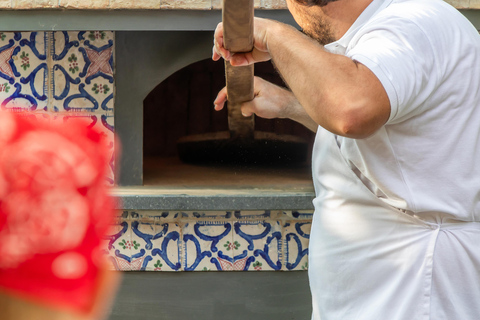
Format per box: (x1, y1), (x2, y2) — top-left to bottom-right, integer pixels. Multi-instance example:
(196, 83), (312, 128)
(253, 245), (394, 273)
(301, 17), (336, 45)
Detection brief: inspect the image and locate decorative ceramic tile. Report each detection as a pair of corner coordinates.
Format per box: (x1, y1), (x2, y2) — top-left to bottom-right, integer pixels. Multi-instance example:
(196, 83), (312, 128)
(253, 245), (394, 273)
(52, 31), (114, 114)
(130, 220), (182, 271)
(103, 213), (132, 271)
(183, 220), (234, 271)
(153, 222), (182, 271)
(106, 211), (313, 272)
(283, 221), (311, 271)
(233, 220), (282, 271)
(128, 220), (155, 271)
(0, 30), (116, 184)
(0, 32), (48, 112)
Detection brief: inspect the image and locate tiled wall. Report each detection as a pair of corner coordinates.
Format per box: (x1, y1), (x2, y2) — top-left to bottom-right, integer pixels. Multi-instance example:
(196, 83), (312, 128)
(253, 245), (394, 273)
(0, 31), (115, 185)
(104, 210), (313, 271)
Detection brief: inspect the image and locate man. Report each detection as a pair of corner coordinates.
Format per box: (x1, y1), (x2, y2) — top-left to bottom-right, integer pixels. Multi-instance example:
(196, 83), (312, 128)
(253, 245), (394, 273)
(213, 0), (480, 319)
(0, 112), (120, 320)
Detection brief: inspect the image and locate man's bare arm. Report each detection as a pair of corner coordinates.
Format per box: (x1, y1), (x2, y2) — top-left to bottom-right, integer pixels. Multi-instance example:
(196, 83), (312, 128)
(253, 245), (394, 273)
(214, 18), (390, 139)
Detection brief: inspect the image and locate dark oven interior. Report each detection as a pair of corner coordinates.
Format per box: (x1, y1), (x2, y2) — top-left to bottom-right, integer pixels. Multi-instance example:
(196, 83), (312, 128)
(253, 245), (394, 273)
(143, 57), (315, 189)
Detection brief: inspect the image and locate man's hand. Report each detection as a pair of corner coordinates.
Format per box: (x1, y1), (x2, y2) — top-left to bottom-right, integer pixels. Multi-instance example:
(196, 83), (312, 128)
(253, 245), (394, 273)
(213, 18), (275, 67)
(214, 77), (318, 132)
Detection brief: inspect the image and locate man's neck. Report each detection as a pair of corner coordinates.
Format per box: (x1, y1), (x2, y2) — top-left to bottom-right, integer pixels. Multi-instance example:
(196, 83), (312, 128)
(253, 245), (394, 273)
(323, 0), (374, 40)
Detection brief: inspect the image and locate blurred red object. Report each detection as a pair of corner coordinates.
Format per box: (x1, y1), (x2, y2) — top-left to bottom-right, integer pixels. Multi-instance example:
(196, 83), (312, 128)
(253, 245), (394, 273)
(0, 111), (114, 314)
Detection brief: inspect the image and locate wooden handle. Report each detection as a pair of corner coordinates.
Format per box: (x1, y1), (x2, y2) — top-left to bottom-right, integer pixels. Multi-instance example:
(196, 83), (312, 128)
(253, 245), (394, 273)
(222, 0), (255, 139)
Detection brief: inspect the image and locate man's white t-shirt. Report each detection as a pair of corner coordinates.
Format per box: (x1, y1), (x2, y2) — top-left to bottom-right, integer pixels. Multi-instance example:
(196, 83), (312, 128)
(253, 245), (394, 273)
(322, 0), (480, 222)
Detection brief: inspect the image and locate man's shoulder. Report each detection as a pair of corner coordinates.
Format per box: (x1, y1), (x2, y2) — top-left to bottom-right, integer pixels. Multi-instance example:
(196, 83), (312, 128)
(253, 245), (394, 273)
(357, 0), (474, 44)
(374, 0), (464, 26)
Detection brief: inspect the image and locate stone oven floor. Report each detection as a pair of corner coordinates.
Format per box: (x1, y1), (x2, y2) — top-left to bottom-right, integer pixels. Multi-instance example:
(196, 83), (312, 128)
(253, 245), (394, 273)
(143, 157), (314, 191)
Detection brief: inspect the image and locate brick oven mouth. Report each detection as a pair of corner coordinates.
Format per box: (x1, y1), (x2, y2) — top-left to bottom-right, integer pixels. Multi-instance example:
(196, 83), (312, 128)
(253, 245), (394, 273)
(142, 57), (315, 189)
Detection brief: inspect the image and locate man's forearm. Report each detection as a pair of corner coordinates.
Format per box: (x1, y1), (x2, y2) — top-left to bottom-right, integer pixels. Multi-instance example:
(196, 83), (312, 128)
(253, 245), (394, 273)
(282, 90), (319, 132)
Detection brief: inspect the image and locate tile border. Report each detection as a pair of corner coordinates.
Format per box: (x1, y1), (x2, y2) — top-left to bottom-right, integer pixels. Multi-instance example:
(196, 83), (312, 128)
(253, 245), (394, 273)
(105, 210), (313, 272)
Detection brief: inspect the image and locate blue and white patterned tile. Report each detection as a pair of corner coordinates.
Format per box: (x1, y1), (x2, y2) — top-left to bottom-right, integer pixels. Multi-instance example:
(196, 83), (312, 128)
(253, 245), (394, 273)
(283, 221), (311, 271)
(183, 220), (234, 271)
(151, 222), (182, 271)
(233, 220), (283, 271)
(129, 219), (155, 271)
(130, 220), (182, 271)
(0, 30), (116, 184)
(103, 212), (131, 271)
(0, 32), (48, 112)
(52, 31), (114, 114)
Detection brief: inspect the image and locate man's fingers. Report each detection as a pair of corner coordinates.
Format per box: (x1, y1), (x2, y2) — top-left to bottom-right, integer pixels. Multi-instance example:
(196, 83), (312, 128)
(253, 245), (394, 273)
(241, 110), (254, 117)
(230, 53), (249, 66)
(213, 39), (231, 61)
(212, 46), (222, 61)
(241, 101), (255, 117)
(214, 87), (228, 111)
(213, 22), (232, 61)
(230, 49), (271, 66)
(214, 22), (224, 39)
(215, 87), (256, 117)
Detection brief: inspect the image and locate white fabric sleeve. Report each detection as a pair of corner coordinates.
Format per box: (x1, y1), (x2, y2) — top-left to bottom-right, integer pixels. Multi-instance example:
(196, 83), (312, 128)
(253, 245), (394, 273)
(346, 17), (437, 124)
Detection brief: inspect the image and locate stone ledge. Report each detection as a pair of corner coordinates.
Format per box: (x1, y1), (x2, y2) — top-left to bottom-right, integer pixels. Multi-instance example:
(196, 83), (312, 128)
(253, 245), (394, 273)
(113, 186), (315, 211)
(0, 0), (290, 10)
(0, 0), (477, 10)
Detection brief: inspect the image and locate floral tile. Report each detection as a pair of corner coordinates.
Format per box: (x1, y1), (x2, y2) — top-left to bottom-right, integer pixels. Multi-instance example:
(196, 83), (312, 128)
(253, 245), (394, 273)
(103, 215), (131, 271)
(151, 222), (182, 271)
(130, 220), (182, 271)
(183, 220), (234, 271)
(233, 220), (283, 271)
(128, 219), (155, 271)
(0, 32), (48, 112)
(283, 221), (311, 271)
(52, 31), (114, 114)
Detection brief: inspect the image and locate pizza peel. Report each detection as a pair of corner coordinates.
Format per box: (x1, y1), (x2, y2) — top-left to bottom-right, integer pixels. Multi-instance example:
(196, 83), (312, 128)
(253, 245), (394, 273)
(177, 0), (308, 164)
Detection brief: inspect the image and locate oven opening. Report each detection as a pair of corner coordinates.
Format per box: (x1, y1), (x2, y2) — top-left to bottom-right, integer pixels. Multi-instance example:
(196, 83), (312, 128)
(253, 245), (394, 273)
(143, 57), (315, 189)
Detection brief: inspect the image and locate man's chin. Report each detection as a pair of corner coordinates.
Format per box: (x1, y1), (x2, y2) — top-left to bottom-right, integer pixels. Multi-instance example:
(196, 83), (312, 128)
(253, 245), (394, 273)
(302, 26), (335, 46)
